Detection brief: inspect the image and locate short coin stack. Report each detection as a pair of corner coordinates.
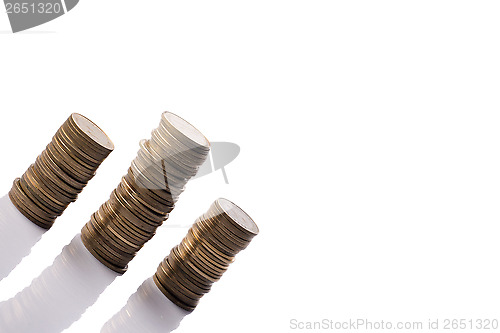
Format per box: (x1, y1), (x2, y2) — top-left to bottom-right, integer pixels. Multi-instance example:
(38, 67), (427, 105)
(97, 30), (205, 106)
(154, 198), (259, 312)
(81, 112), (210, 274)
(9, 113), (114, 229)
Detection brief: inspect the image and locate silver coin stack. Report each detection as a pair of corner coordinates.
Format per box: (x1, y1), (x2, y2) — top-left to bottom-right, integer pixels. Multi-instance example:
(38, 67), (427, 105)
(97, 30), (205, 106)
(81, 112), (210, 273)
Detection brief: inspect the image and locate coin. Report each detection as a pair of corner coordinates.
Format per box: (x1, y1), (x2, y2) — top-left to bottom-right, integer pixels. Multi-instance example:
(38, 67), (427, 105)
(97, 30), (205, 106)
(9, 113), (113, 229)
(153, 198), (259, 312)
(67, 113), (114, 156)
(81, 112), (210, 273)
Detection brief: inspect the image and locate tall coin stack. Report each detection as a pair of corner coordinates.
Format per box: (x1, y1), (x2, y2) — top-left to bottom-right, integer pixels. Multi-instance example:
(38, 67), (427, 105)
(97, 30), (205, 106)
(81, 112), (210, 274)
(154, 198), (259, 311)
(9, 113), (114, 230)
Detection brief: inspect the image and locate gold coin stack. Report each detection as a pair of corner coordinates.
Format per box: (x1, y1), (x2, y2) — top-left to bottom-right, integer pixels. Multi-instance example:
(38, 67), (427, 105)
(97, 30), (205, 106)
(81, 112), (210, 274)
(9, 114), (114, 230)
(154, 198), (259, 312)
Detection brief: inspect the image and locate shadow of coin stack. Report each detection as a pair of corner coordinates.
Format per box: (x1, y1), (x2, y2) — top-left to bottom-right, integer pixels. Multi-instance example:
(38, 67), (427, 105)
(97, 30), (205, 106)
(154, 198), (259, 311)
(81, 112), (210, 274)
(9, 113), (114, 230)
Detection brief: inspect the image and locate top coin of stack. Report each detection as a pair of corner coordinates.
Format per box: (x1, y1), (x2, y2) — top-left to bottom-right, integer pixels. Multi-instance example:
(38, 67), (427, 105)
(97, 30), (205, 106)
(9, 113), (114, 229)
(154, 198), (259, 312)
(81, 112), (211, 274)
(132, 111), (210, 199)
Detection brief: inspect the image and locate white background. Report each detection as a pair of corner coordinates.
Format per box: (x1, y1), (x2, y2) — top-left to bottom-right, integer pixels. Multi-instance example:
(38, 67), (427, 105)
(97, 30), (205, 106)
(1, 1), (500, 332)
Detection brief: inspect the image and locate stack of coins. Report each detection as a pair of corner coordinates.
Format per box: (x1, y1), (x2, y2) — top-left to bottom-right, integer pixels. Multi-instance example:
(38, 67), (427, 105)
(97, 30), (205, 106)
(81, 112), (210, 274)
(9, 114), (114, 229)
(154, 198), (259, 312)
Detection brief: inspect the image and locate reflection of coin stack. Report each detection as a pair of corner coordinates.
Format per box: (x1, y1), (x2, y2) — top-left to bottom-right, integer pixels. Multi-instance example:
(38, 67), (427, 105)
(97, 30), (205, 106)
(154, 198), (259, 311)
(8, 113), (114, 230)
(81, 112), (210, 274)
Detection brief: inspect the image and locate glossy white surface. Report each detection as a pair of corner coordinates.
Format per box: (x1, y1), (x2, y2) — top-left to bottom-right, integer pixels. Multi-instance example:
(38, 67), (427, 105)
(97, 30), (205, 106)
(101, 277), (189, 333)
(0, 195), (45, 281)
(0, 235), (119, 333)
